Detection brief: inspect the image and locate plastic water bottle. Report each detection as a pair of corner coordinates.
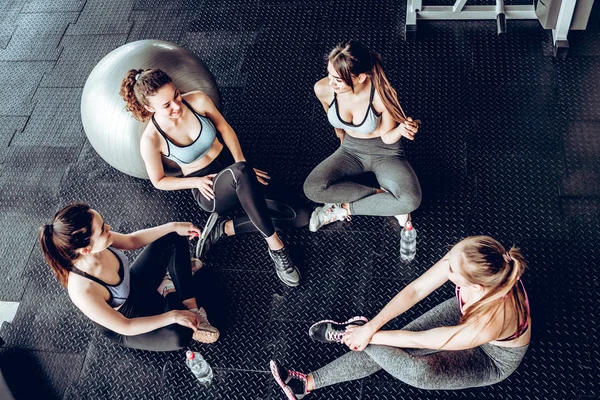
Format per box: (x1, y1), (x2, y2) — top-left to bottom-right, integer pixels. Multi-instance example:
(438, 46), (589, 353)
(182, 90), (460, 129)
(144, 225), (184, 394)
(185, 350), (213, 386)
(400, 221), (417, 262)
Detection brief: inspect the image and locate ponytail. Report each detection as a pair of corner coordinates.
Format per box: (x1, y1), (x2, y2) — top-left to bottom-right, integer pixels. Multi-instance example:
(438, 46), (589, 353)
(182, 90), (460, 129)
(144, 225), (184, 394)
(370, 54), (408, 124)
(119, 68), (172, 122)
(39, 203), (94, 287)
(443, 236), (529, 347)
(327, 40), (411, 125)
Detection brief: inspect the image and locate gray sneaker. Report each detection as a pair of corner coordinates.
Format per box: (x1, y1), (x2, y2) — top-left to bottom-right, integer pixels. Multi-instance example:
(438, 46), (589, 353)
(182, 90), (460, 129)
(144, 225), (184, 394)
(269, 247), (301, 287)
(196, 213), (227, 260)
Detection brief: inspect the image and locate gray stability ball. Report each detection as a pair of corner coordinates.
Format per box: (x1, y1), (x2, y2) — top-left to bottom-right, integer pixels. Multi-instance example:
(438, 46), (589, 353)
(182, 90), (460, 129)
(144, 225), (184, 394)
(81, 40), (220, 179)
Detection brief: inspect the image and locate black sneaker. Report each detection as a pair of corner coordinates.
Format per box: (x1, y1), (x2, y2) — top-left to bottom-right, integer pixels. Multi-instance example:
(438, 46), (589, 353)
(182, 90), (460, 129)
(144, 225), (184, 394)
(270, 360), (310, 400)
(308, 316), (369, 344)
(196, 213), (227, 260)
(268, 247), (301, 287)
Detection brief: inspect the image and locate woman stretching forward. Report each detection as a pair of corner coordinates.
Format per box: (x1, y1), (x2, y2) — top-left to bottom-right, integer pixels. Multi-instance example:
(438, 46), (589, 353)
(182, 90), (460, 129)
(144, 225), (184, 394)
(271, 236), (530, 398)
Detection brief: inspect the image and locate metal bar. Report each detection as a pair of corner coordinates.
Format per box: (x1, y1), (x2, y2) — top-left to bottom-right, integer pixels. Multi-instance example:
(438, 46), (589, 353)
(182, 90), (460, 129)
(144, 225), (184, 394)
(552, 0), (577, 43)
(453, 0), (468, 13)
(418, 5), (536, 20)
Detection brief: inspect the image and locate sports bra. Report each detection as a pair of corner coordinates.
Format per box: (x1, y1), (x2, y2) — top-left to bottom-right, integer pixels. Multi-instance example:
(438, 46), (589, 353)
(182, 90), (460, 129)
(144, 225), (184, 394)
(327, 80), (382, 135)
(151, 99), (217, 164)
(70, 247), (131, 308)
(456, 280), (530, 342)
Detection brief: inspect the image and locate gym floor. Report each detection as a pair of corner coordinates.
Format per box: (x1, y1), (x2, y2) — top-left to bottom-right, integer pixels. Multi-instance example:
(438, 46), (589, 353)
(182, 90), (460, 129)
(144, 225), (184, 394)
(0, 0), (598, 399)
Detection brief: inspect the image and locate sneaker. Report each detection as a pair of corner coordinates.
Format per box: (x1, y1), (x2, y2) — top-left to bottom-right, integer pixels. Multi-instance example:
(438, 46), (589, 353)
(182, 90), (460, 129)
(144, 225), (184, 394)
(196, 212), (227, 260)
(308, 316), (369, 344)
(270, 360), (310, 400)
(157, 271), (175, 296)
(191, 258), (204, 275)
(269, 247), (301, 287)
(308, 203), (350, 232)
(192, 307), (220, 344)
(394, 213), (410, 227)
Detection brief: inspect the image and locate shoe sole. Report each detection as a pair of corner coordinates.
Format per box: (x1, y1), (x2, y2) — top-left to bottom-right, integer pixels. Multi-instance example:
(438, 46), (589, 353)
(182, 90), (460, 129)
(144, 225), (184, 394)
(196, 212), (220, 259)
(308, 207), (323, 232)
(270, 360), (298, 400)
(193, 329), (220, 344)
(308, 316), (369, 343)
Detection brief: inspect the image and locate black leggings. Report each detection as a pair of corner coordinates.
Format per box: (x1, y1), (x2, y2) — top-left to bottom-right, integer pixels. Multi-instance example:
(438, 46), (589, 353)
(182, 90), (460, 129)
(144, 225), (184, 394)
(96, 233), (197, 351)
(189, 150), (309, 237)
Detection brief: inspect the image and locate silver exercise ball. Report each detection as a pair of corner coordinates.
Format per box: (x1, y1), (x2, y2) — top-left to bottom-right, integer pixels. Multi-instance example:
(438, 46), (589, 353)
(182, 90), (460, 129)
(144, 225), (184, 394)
(81, 40), (220, 179)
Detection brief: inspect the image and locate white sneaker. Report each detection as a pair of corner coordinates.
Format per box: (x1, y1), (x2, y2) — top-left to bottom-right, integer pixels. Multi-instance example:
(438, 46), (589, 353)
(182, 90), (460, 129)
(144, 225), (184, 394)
(394, 214), (410, 226)
(309, 203), (350, 232)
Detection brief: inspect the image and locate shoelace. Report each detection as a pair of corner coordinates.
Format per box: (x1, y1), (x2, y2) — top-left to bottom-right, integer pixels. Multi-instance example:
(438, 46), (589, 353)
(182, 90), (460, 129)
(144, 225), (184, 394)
(323, 204), (349, 224)
(325, 327), (345, 343)
(287, 370), (308, 394)
(273, 248), (294, 272)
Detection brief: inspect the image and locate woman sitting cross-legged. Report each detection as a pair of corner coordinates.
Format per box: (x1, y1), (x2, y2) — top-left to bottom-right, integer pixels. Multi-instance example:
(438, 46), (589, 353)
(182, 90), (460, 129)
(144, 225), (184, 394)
(39, 203), (219, 351)
(271, 236), (530, 398)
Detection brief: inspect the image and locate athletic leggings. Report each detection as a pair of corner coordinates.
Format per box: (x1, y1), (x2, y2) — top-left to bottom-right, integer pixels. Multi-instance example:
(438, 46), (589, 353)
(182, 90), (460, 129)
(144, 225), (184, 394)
(96, 233), (197, 351)
(189, 149), (308, 237)
(303, 135), (422, 216)
(312, 298), (528, 390)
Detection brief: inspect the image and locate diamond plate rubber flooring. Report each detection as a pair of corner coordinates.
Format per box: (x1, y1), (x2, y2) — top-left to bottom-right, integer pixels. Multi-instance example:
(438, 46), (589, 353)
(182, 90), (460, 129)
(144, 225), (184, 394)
(0, 0), (598, 399)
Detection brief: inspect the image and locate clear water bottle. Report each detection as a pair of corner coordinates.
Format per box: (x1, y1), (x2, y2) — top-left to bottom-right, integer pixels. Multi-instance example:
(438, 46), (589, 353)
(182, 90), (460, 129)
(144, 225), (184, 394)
(400, 221), (417, 262)
(185, 350), (213, 386)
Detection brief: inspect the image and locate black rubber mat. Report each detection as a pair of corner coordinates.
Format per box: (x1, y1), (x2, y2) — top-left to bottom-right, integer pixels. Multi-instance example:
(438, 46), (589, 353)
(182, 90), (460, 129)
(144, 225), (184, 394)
(0, 12), (78, 61)
(0, 0), (599, 399)
(42, 34), (128, 88)
(0, 348), (84, 400)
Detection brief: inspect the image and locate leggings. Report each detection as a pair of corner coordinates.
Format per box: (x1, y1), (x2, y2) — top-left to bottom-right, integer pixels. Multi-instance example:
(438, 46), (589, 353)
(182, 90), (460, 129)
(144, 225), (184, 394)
(96, 233), (197, 351)
(189, 149), (309, 237)
(312, 298), (528, 390)
(303, 135), (422, 216)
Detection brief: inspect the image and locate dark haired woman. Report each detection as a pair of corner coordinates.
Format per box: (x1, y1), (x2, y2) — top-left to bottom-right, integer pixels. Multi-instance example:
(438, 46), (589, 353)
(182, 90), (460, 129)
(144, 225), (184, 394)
(40, 203), (219, 351)
(271, 236), (531, 398)
(304, 40), (422, 231)
(120, 69), (303, 287)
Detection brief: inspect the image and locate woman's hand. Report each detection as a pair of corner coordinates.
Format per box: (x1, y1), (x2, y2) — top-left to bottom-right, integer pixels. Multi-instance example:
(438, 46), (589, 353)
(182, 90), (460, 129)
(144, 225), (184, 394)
(397, 117), (420, 140)
(170, 310), (199, 332)
(196, 174), (217, 200)
(254, 168), (271, 185)
(343, 323), (377, 351)
(172, 222), (201, 239)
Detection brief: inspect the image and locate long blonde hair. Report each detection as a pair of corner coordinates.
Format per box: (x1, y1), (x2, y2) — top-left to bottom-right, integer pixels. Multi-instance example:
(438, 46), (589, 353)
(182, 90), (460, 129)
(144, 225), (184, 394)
(327, 40), (408, 123)
(457, 236), (529, 337)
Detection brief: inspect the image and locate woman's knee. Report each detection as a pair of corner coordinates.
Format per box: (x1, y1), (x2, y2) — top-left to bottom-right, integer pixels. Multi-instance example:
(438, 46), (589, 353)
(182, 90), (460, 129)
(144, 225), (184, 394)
(303, 172), (328, 202)
(228, 161), (252, 181)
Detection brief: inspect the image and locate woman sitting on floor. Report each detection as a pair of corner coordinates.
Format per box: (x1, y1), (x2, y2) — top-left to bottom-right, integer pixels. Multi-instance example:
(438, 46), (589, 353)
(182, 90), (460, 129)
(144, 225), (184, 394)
(40, 203), (218, 351)
(271, 236), (530, 398)
(120, 69), (305, 287)
(304, 40), (422, 231)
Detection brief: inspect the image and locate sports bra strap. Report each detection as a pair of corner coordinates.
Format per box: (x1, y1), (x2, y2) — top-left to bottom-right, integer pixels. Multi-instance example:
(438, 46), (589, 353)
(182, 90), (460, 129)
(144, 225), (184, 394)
(70, 266), (108, 287)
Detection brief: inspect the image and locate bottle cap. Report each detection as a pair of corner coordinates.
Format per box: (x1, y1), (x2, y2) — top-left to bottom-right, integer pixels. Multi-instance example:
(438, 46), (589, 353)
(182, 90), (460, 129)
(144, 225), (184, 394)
(404, 221), (413, 231)
(186, 350), (195, 360)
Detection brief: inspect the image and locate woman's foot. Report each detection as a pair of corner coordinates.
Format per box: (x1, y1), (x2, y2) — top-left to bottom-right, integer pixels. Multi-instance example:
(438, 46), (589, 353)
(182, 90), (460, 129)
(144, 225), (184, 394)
(157, 271), (175, 297)
(394, 213), (410, 227)
(309, 203), (350, 232)
(196, 213), (227, 260)
(308, 316), (369, 344)
(270, 360), (311, 399)
(191, 307), (220, 344)
(269, 247), (301, 287)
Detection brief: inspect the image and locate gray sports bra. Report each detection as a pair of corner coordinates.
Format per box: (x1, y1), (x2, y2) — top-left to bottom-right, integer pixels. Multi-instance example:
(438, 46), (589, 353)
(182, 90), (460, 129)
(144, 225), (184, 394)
(151, 99), (217, 164)
(71, 247), (131, 308)
(327, 80), (382, 135)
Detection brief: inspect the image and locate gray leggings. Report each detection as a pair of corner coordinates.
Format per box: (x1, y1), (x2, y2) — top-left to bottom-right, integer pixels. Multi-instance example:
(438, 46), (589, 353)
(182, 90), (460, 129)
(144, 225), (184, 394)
(312, 298), (528, 391)
(303, 135), (422, 216)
